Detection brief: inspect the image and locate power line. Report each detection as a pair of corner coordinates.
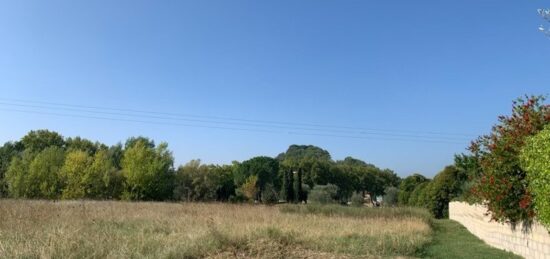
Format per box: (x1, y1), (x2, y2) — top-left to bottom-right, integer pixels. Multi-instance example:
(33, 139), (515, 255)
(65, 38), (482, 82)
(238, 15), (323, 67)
(0, 108), (467, 145)
(0, 101), (471, 141)
(0, 97), (477, 138)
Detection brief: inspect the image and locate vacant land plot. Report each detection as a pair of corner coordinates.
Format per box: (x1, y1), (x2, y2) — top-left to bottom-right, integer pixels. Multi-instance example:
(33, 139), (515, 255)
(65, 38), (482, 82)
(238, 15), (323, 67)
(0, 200), (432, 258)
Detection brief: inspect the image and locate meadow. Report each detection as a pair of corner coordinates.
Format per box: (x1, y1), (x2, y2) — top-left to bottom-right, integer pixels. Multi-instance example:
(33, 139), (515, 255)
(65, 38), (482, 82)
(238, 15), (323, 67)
(0, 200), (432, 258)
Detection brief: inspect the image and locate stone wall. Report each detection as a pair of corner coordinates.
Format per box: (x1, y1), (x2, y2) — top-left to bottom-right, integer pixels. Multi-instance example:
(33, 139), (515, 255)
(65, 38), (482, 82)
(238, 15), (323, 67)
(449, 201), (550, 259)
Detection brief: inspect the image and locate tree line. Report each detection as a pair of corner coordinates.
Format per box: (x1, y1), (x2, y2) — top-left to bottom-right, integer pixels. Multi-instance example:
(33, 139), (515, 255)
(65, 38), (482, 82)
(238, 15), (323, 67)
(0, 133), (400, 204)
(1, 95), (545, 223)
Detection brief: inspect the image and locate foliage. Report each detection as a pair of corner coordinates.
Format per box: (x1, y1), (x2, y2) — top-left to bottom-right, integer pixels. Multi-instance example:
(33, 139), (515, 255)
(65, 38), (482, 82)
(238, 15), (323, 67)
(453, 154), (482, 203)
(280, 167), (294, 202)
(173, 160), (235, 201)
(0, 130), (399, 205)
(398, 174), (429, 205)
(5, 150), (35, 198)
(276, 145), (331, 162)
(234, 156), (279, 201)
(469, 95), (550, 226)
(293, 168), (304, 202)
(425, 166), (466, 218)
(121, 141), (174, 200)
(520, 125), (550, 228)
(27, 146), (66, 199)
(0, 142), (23, 197)
(308, 184), (339, 204)
(21, 130), (65, 152)
(261, 183), (279, 204)
(61, 150), (121, 199)
(383, 186), (399, 206)
(350, 192), (364, 207)
(239, 175), (258, 201)
(66, 136), (106, 155)
(408, 182), (431, 207)
(60, 150), (92, 199)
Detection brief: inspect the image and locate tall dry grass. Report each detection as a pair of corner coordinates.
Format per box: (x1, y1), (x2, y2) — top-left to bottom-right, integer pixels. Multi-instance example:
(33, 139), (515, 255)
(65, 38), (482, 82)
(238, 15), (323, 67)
(0, 200), (431, 258)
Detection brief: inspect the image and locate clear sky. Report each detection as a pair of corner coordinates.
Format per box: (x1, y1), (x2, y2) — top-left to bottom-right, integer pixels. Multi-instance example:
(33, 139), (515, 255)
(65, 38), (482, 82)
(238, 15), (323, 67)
(0, 1), (548, 177)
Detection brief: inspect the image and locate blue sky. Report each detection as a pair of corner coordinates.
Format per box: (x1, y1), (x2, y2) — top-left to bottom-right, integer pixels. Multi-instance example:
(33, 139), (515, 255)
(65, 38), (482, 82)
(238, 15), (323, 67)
(0, 1), (548, 177)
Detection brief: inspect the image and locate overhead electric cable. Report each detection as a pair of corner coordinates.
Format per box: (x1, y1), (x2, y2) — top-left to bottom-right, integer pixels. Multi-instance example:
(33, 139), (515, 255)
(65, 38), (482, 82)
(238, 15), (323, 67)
(0, 97), (477, 138)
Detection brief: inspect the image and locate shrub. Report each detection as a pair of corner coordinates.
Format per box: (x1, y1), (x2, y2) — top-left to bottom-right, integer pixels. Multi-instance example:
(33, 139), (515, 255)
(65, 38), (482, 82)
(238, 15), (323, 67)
(25, 147), (66, 199)
(308, 184), (338, 204)
(425, 166), (465, 218)
(408, 182), (430, 207)
(350, 192), (364, 207)
(262, 183), (279, 204)
(383, 186), (399, 206)
(469, 95), (550, 226)
(398, 174), (429, 205)
(521, 126), (550, 228)
(239, 175), (258, 201)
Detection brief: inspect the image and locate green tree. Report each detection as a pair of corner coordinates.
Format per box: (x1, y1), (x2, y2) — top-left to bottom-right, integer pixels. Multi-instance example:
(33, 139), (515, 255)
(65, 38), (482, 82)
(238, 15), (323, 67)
(5, 150), (35, 198)
(0, 141), (23, 196)
(60, 150), (92, 199)
(308, 184), (339, 204)
(398, 174), (429, 205)
(210, 165), (236, 201)
(235, 156), (279, 202)
(280, 166), (294, 203)
(262, 183), (279, 204)
(408, 181), (430, 207)
(276, 145), (331, 162)
(108, 143), (124, 169)
(521, 125), (550, 228)
(89, 149), (123, 199)
(61, 149), (121, 199)
(66, 136), (106, 155)
(426, 166), (466, 218)
(121, 140), (174, 200)
(173, 160), (235, 201)
(239, 175), (258, 201)
(383, 186), (399, 206)
(26, 146), (66, 199)
(21, 130), (65, 152)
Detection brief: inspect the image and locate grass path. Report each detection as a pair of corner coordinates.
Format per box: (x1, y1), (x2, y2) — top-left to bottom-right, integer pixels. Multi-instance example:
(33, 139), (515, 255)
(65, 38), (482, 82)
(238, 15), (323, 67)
(417, 219), (522, 259)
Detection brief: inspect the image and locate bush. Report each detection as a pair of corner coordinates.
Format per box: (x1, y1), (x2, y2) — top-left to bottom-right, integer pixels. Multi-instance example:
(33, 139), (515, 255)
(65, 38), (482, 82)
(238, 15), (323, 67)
(521, 126), (550, 228)
(262, 183), (279, 204)
(408, 182), (430, 207)
(425, 166), (465, 219)
(26, 146), (66, 199)
(350, 192), (364, 207)
(239, 175), (259, 201)
(383, 187), (399, 206)
(469, 95), (550, 226)
(398, 174), (429, 205)
(308, 184), (338, 204)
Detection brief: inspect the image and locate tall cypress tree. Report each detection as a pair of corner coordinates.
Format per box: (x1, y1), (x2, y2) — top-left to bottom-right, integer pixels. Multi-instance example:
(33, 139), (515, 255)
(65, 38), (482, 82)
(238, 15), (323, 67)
(282, 169), (294, 203)
(294, 168), (303, 203)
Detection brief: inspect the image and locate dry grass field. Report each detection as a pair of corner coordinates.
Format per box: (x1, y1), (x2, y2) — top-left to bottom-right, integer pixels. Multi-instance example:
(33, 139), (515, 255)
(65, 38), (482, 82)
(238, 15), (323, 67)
(0, 200), (432, 258)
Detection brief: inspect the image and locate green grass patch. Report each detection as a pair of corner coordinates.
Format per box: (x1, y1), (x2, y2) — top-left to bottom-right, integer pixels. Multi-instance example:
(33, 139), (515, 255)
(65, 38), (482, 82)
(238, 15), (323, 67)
(417, 219), (521, 259)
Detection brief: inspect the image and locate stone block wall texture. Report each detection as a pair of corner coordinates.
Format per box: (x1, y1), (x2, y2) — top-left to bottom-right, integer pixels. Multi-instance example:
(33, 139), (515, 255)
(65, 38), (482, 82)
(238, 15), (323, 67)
(449, 201), (550, 259)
